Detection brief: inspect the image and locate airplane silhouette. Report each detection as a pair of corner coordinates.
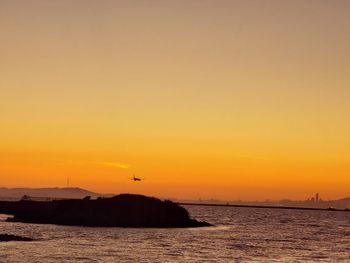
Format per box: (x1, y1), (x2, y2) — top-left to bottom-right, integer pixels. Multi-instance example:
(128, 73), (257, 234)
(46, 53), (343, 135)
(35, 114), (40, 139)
(132, 175), (142, 181)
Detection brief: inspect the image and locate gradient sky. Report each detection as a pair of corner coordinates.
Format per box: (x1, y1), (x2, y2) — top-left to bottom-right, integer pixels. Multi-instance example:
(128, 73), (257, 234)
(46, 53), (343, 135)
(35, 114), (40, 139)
(1, 0), (350, 200)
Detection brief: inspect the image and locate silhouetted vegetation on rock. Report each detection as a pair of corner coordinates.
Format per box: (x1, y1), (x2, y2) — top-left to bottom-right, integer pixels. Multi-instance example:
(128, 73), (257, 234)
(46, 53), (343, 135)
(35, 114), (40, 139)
(0, 194), (212, 227)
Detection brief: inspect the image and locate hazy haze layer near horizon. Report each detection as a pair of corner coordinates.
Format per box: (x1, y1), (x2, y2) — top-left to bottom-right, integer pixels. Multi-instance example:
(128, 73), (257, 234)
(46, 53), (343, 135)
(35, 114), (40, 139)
(1, 0), (350, 200)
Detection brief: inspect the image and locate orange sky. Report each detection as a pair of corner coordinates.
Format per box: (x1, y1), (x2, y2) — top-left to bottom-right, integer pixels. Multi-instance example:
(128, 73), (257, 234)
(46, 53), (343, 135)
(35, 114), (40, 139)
(1, 1), (350, 200)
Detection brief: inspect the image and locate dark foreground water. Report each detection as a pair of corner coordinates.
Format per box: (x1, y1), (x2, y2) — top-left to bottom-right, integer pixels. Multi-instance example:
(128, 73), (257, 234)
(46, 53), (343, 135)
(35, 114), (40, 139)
(1, 205), (350, 262)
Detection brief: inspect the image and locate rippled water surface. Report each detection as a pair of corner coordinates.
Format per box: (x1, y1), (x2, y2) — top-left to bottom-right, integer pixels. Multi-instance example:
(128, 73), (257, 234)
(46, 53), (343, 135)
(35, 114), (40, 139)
(1, 206), (350, 262)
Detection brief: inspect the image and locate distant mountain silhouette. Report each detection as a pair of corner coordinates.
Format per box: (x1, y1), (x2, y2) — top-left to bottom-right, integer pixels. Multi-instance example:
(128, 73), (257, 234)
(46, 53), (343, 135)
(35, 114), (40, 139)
(2, 187), (348, 209)
(0, 194), (212, 228)
(0, 187), (107, 200)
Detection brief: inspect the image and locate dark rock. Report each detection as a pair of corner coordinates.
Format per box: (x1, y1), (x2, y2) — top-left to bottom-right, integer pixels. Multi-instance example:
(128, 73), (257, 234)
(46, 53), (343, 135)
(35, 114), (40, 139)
(0, 234), (33, 242)
(0, 194), (212, 228)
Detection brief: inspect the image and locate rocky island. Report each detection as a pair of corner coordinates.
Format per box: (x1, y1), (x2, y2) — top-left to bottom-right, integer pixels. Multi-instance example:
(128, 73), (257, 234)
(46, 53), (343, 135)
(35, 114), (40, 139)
(0, 234), (33, 242)
(0, 194), (211, 228)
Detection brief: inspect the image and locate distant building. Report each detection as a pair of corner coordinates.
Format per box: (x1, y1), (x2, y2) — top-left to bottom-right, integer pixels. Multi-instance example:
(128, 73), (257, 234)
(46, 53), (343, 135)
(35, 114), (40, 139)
(316, 193), (319, 202)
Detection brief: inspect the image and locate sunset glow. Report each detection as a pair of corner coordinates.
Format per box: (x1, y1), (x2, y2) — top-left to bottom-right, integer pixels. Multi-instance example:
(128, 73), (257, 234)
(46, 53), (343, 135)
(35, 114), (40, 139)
(1, 1), (350, 201)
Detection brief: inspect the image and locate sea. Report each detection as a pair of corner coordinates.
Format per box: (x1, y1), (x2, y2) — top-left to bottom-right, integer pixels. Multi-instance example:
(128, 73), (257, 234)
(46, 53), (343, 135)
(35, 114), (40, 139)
(1, 205), (349, 262)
